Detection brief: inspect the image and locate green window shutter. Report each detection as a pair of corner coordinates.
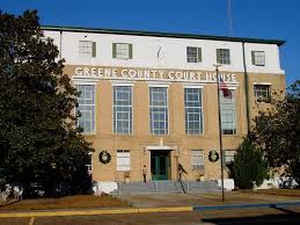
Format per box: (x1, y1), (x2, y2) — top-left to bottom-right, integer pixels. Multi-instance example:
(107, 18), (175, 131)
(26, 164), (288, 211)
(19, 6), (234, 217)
(112, 43), (117, 58)
(251, 51), (256, 65)
(197, 48), (202, 62)
(128, 44), (133, 59)
(92, 42), (96, 57)
(216, 49), (220, 64)
(227, 49), (231, 64)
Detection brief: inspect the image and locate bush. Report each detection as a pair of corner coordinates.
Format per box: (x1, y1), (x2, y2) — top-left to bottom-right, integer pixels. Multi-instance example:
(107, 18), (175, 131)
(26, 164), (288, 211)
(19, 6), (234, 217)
(232, 135), (269, 189)
(289, 157), (300, 188)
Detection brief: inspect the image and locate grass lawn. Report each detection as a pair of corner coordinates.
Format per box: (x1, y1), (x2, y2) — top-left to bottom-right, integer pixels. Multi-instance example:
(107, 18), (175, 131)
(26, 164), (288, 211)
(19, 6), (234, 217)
(0, 194), (129, 211)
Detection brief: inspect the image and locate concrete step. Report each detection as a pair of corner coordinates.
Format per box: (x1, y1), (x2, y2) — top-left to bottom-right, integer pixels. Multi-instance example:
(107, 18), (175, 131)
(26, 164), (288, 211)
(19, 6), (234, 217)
(189, 180), (221, 193)
(114, 180), (221, 195)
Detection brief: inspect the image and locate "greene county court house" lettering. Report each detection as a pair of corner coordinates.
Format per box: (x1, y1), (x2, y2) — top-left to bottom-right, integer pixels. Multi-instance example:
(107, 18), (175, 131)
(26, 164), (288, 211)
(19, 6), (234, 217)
(74, 66), (237, 83)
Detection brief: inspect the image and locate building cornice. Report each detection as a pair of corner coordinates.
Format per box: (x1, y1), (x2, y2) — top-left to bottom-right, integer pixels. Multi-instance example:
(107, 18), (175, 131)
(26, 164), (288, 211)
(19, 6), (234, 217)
(41, 25), (285, 46)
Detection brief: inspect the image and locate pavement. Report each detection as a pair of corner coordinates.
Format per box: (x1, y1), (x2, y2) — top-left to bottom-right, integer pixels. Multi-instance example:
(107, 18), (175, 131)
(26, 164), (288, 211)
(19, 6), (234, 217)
(0, 191), (300, 218)
(118, 191), (300, 208)
(1, 191), (300, 225)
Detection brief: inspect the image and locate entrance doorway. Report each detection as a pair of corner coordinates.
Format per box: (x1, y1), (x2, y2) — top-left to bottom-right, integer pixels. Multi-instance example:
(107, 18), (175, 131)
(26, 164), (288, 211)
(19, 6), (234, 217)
(151, 151), (170, 180)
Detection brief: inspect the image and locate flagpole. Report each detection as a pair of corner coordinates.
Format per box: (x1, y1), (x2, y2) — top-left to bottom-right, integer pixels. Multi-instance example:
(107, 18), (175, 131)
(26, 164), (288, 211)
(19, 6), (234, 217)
(214, 64), (225, 202)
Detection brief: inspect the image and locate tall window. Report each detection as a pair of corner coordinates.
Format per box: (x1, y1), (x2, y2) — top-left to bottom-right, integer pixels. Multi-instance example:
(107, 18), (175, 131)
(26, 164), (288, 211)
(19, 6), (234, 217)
(216, 48), (231, 65)
(113, 43), (133, 59)
(185, 88), (203, 134)
(150, 87), (168, 135)
(220, 90), (236, 135)
(191, 150), (204, 170)
(113, 86), (132, 134)
(252, 51), (265, 66)
(77, 85), (95, 134)
(187, 47), (202, 63)
(79, 41), (96, 58)
(254, 84), (271, 102)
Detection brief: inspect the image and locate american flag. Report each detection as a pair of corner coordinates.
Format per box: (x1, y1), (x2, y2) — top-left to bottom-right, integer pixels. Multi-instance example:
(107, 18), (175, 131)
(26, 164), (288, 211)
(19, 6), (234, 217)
(219, 77), (231, 98)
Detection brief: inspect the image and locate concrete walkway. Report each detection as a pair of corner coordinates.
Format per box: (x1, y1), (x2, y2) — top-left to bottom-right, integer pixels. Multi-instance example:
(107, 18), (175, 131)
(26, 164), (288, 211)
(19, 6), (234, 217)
(118, 191), (300, 208)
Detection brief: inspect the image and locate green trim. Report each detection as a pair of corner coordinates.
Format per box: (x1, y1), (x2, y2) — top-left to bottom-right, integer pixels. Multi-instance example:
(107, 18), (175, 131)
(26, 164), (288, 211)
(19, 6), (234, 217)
(197, 47), (202, 62)
(112, 43), (116, 58)
(129, 43), (133, 59)
(41, 25), (285, 46)
(92, 42), (96, 57)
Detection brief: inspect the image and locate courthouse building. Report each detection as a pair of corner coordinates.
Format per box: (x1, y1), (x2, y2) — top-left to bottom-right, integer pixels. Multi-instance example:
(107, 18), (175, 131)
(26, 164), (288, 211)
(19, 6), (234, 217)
(42, 25), (285, 183)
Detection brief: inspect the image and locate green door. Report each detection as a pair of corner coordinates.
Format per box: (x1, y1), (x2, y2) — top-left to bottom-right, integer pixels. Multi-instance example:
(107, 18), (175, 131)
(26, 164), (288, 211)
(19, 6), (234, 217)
(151, 151), (170, 180)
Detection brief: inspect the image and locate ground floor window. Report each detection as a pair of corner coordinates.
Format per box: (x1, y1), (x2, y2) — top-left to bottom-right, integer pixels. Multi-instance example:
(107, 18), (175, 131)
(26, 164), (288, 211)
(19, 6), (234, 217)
(254, 84), (271, 102)
(191, 150), (204, 170)
(223, 150), (236, 165)
(85, 152), (93, 175)
(116, 150), (130, 171)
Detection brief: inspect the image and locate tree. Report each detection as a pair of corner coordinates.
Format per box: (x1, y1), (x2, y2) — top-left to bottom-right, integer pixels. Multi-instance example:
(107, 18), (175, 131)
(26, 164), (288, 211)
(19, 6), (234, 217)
(253, 81), (300, 183)
(0, 10), (93, 197)
(232, 135), (269, 189)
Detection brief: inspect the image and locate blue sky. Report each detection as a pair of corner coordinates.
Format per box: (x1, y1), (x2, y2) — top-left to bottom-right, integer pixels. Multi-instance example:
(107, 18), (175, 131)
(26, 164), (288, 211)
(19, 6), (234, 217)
(1, 0), (299, 85)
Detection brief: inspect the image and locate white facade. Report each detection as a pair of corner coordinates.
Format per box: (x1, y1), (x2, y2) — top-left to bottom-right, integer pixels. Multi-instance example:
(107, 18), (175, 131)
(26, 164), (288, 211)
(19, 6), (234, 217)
(43, 28), (284, 75)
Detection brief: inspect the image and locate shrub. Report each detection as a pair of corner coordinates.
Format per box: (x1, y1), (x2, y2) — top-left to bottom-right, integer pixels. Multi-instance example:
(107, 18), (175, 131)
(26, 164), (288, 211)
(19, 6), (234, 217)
(232, 135), (269, 189)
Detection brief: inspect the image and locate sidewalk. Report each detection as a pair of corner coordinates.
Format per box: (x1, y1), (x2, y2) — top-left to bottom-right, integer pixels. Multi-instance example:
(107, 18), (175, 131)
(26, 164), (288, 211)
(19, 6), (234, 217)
(118, 191), (300, 208)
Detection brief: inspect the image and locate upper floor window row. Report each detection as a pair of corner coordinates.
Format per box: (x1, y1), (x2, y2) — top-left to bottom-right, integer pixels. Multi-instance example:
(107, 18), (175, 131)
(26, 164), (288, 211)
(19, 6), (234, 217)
(112, 43), (133, 60)
(78, 41), (265, 67)
(79, 41), (96, 58)
(79, 41), (133, 60)
(217, 48), (231, 65)
(187, 47), (202, 63)
(251, 51), (265, 66)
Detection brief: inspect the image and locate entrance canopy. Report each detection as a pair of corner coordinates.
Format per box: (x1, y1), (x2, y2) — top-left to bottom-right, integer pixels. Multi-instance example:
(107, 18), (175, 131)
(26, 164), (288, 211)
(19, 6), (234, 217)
(145, 145), (174, 151)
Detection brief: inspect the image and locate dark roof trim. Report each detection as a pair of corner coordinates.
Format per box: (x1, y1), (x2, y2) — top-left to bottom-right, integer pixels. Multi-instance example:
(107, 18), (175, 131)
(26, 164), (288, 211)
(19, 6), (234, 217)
(41, 25), (285, 46)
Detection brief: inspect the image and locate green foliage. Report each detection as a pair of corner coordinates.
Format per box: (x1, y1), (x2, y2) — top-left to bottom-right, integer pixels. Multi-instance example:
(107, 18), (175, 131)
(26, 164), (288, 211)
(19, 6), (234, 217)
(232, 135), (269, 189)
(0, 10), (93, 197)
(253, 81), (300, 182)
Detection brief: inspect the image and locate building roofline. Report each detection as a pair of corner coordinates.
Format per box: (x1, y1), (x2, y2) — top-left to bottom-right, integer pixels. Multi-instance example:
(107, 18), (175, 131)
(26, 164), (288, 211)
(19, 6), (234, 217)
(41, 25), (285, 46)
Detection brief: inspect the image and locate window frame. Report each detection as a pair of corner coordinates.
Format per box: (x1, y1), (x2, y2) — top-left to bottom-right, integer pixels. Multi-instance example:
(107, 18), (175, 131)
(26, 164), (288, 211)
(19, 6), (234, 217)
(251, 51), (265, 66)
(79, 40), (96, 58)
(186, 46), (202, 63)
(254, 84), (271, 103)
(116, 149), (131, 171)
(113, 86), (133, 135)
(220, 89), (236, 135)
(112, 43), (133, 60)
(76, 84), (96, 134)
(223, 150), (236, 165)
(85, 152), (93, 175)
(216, 48), (231, 65)
(149, 86), (169, 135)
(184, 87), (204, 135)
(191, 149), (205, 171)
